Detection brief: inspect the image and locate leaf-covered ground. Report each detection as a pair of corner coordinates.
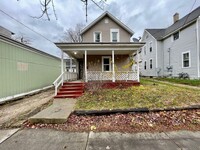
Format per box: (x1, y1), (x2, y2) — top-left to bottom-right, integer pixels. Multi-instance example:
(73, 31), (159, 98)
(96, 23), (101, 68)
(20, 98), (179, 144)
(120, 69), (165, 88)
(75, 79), (200, 110)
(24, 109), (200, 132)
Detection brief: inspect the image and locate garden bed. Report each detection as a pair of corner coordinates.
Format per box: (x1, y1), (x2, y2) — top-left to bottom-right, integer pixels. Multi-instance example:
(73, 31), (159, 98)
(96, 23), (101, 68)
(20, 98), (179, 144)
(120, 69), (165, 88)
(24, 109), (200, 132)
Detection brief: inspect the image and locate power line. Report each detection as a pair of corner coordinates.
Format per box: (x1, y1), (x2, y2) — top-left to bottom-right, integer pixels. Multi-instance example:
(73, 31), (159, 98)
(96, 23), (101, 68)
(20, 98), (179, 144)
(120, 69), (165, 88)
(0, 8), (54, 44)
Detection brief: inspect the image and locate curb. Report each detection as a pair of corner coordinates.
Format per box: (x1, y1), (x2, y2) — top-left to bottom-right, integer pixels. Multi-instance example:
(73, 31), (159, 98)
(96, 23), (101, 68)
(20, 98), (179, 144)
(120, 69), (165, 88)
(73, 105), (200, 116)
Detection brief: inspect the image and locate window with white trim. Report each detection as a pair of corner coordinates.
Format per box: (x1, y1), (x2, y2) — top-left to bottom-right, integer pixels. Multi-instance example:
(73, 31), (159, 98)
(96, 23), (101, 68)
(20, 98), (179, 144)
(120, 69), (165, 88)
(150, 59), (153, 69)
(102, 56), (111, 71)
(182, 52), (190, 68)
(94, 32), (101, 42)
(110, 29), (119, 42)
(144, 61), (147, 70)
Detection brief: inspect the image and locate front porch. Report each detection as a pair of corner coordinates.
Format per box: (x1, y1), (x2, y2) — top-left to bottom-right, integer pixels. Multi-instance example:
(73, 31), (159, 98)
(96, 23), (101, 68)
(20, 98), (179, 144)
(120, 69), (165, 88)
(53, 42), (144, 97)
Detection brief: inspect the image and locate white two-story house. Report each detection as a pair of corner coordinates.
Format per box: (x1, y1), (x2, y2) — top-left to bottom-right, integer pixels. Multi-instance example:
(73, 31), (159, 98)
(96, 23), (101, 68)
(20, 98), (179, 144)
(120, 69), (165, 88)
(141, 6), (200, 79)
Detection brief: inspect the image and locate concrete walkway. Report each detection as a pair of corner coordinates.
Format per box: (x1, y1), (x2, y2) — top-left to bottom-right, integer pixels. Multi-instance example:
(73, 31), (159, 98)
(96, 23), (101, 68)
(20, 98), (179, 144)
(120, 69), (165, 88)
(29, 99), (76, 124)
(0, 129), (200, 150)
(150, 79), (200, 90)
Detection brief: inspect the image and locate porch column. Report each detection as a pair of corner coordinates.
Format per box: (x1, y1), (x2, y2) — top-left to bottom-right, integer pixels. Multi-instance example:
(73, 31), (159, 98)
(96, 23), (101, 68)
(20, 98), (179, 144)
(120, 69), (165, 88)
(112, 50), (115, 82)
(85, 50), (88, 82)
(137, 49), (140, 82)
(61, 50), (64, 85)
(70, 57), (72, 72)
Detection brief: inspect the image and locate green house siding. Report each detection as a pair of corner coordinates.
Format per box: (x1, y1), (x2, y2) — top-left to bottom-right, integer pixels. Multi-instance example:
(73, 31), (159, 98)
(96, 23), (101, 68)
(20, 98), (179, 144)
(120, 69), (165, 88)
(0, 38), (61, 99)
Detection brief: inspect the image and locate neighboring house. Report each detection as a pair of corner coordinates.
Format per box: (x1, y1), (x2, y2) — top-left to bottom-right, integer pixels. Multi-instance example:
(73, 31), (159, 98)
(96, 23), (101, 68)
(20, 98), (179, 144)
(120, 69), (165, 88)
(141, 6), (200, 79)
(0, 26), (14, 38)
(0, 34), (61, 103)
(55, 11), (144, 89)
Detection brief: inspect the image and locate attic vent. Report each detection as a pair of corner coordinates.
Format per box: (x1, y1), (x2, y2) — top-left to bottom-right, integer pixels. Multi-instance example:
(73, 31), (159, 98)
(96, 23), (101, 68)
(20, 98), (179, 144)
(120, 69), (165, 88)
(105, 18), (109, 24)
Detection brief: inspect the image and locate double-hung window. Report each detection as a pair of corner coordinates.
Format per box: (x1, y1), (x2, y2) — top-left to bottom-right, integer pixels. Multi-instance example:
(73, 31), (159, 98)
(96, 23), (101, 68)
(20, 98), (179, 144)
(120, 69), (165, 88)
(182, 51), (190, 68)
(102, 56), (111, 71)
(110, 29), (119, 42)
(94, 32), (101, 42)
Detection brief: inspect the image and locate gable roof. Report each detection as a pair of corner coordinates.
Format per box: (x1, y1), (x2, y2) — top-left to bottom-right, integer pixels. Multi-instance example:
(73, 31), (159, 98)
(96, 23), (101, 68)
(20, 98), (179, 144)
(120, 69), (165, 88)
(80, 11), (134, 35)
(145, 6), (200, 40)
(145, 29), (166, 40)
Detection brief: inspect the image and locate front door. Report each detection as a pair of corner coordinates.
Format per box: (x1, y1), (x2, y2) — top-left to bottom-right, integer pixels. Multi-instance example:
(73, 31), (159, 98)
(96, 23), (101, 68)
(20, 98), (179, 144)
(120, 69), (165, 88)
(78, 59), (83, 79)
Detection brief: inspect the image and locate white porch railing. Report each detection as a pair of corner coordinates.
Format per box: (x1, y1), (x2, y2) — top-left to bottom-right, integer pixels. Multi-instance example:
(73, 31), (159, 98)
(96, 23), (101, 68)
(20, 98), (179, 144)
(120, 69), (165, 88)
(53, 71), (78, 96)
(87, 71), (138, 81)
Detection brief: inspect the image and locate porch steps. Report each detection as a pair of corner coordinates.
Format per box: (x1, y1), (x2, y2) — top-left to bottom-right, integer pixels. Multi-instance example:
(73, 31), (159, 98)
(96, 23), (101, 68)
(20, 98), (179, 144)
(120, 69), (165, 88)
(54, 82), (84, 99)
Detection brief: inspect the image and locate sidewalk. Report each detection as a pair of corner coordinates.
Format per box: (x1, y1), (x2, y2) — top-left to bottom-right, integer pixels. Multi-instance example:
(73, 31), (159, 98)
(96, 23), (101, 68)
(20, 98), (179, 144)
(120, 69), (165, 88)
(0, 128), (200, 150)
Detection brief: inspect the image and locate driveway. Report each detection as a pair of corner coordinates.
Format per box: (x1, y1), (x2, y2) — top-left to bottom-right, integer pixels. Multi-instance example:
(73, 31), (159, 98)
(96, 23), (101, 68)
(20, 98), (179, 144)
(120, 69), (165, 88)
(0, 129), (200, 150)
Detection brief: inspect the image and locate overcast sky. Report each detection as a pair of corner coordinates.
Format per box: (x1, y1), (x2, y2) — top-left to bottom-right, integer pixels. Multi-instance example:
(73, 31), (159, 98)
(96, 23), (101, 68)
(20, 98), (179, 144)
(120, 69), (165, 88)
(0, 0), (200, 57)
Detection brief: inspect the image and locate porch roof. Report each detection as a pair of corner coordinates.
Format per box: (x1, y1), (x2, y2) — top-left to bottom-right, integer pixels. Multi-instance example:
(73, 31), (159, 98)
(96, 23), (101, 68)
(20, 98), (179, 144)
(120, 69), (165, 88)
(55, 42), (145, 59)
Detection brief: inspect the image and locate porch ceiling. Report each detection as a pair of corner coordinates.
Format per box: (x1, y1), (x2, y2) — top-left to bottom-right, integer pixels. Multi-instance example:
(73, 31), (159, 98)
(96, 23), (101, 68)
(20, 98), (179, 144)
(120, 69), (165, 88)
(55, 42), (145, 59)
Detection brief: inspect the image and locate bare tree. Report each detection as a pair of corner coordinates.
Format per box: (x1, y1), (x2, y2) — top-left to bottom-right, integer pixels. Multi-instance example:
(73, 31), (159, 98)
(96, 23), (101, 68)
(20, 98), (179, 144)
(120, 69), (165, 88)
(17, 0), (107, 21)
(62, 23), (85, 43)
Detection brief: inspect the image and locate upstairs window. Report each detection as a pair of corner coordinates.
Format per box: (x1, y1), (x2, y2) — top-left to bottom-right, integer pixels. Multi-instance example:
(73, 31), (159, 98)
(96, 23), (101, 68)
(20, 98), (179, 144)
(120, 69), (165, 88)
(94, 32), (101, 42)
(173, 32), (179, 40)
(182, 52), (190, 68)
(112, 32), (118, 42)
(150, 59), (153, 69)
(149, 42), (152, 52)
(110, 29), (119, 42)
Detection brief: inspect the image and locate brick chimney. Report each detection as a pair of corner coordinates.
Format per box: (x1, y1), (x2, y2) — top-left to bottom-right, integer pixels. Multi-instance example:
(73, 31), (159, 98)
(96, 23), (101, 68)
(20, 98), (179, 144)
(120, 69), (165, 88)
(173, 13), (179, 23)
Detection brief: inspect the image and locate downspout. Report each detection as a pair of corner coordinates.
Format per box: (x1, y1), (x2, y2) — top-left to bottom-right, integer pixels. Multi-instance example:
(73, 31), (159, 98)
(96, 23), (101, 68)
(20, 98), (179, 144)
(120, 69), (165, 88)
(196, 16), (200, 78)
(155, 40), (158, 76)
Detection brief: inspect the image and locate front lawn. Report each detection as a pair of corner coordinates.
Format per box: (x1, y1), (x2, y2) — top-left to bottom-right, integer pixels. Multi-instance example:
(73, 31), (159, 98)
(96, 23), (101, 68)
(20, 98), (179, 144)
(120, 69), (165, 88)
(75, 79), (200, 110)
(154, 78), (200, 87)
